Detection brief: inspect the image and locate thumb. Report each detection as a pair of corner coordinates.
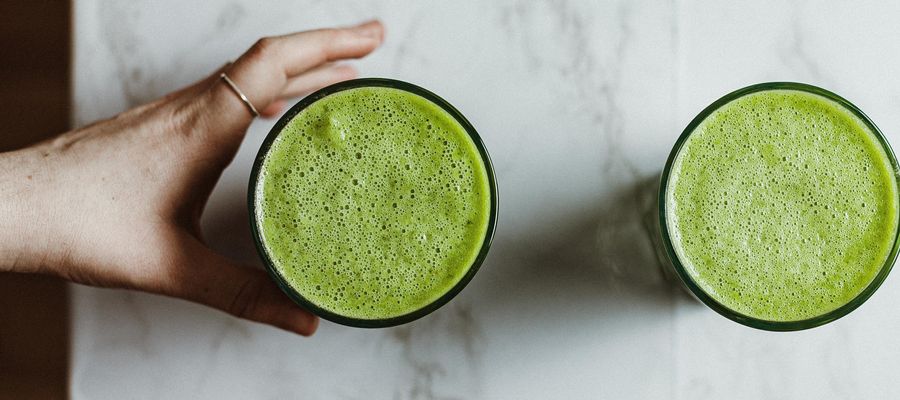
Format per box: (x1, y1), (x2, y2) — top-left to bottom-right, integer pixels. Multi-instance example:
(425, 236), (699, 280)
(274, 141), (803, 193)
(169, 239), (319, 336)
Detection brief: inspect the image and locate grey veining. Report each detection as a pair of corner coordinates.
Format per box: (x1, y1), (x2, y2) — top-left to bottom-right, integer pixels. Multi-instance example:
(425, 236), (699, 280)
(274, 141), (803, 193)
(71, 1), (900, 399)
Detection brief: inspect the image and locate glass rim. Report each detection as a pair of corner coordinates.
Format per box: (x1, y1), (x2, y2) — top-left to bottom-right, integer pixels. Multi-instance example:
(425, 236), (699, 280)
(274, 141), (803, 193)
(658, 81), (900, 331)
(248, 78), (499, 328)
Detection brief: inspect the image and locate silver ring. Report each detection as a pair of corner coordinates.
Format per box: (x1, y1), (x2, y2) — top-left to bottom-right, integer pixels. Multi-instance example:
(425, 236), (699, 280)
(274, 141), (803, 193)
(220, 72), (259, 118)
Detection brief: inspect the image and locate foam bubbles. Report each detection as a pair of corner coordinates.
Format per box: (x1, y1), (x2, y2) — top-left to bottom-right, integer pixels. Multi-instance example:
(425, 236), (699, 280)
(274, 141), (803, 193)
(255, 86), (491, 320)
(667, 89), (898, 322)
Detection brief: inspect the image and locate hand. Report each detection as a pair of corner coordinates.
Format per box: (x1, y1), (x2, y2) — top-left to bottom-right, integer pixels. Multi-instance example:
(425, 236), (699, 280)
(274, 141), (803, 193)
(0, 20), (385, 336)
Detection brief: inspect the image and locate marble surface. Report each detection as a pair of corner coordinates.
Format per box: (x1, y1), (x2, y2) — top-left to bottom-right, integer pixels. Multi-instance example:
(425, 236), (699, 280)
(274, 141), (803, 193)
(70, 1), (900, 398)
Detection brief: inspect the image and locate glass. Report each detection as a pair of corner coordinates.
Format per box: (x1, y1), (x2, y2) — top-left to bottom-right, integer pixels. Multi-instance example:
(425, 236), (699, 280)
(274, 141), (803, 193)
(656, 82), (900, 331)
(248, 78), (499, 328)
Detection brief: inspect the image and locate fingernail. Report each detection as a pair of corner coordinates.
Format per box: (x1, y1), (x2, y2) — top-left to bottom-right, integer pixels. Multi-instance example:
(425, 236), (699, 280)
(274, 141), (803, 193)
(354, 20), (382, 39)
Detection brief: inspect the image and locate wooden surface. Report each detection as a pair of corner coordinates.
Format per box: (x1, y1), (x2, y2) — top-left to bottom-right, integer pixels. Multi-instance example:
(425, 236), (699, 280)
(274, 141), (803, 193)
(0, 1), (70, 399)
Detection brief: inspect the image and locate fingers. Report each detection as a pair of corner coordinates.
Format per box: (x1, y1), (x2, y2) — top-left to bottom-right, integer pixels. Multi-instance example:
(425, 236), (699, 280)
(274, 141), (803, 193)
(201, 20), (384, 133)
(168, 239), (319, 336)
(240, 20), (383, 78)
(256, 65), (358, 118)
(280, 63), (358, 99)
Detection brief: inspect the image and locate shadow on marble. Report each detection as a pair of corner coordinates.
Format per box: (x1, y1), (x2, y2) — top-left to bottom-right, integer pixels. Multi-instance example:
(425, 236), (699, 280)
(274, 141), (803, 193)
(480, 174), (699, 331)
(200, 172), (701, 321)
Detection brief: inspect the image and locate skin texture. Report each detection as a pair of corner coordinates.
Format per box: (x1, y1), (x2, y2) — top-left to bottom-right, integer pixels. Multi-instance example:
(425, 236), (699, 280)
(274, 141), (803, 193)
(0, 20), (386, 336)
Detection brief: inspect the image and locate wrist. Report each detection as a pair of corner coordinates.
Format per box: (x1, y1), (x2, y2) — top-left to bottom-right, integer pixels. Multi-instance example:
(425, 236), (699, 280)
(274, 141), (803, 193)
(0, 146), (67, 275)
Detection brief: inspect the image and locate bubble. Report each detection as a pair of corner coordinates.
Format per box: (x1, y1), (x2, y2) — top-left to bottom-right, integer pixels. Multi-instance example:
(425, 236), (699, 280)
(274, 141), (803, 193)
(667, 88), (895, 322)
(254, 86), (491, 319)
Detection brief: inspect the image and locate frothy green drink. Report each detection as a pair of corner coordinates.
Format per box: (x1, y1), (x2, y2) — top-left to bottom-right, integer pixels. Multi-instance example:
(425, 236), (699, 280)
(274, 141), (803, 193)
(664, 84), (899, 327)
(251, 81), (494, 326)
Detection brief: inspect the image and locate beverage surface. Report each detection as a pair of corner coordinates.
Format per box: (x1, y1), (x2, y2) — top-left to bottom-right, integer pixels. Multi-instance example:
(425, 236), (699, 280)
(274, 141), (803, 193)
(256, 86), (491, 320)
(667, 89), (898, 321)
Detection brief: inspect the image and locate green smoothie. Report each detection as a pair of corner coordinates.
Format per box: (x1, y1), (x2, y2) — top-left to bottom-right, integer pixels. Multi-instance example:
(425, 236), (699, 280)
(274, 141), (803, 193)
(254, 85), (492, 321)
(666, 89), (899, 322)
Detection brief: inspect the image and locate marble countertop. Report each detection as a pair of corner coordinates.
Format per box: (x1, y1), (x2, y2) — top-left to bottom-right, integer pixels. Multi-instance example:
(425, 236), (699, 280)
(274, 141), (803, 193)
(71, 1), (900, 398)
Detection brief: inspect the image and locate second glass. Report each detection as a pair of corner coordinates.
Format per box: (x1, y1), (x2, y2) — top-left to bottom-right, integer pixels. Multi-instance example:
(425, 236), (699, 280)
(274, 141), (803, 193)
(656, 82), (900, 331)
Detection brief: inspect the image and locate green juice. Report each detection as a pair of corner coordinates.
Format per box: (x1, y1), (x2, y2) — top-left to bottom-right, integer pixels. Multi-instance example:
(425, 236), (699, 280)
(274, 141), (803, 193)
(666, 89), (899, 322)
(254, 85), (492, 321)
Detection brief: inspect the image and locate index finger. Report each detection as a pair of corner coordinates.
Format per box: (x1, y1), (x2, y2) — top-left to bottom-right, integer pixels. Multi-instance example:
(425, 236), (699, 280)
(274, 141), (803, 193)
(203, 20), (384, 133)
(247, 20), (384, 78)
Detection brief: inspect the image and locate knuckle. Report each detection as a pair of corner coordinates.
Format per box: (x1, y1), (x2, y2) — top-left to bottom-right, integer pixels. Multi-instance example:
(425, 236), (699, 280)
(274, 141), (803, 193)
(227, 275), (266, 319)
(169, 99), (202, 136)
(249, 37), (276, 59)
